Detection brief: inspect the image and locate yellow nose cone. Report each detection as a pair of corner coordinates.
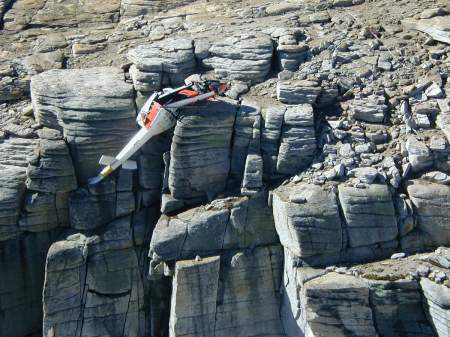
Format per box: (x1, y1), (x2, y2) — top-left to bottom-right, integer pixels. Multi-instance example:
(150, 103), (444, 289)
(100, 165), (113, 177)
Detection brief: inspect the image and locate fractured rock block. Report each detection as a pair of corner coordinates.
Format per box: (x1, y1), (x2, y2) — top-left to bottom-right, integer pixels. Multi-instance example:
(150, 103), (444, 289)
(406, 179), (450, 248)
(273, 183), (344, 259)
(168, 246), (284, 337)
(338, 183), (398, 248)
(0, 231), (61, 337)
(26, 137), (77, 194)
(277, 104), (316, 175)
(168, 99), (237, 201)
(43, 215), (149, 337)
(169, 256), (220, 337)
(352, 91), (388, 123)
(31, 67), (136, 184)
(421, 278), (450, 337)
(304, 273), (378, 337)
(203, 34), (274, 84)
(230, 100), (263, 191)
(150, 192), (278, 262)
(261, 105), (285, 176)
(406, 136), (434, 173)
(370, 280), (435, 337)
(277, 80), (321, 105)
(0, 138), (37, 241)
(128, 38), (196, 91)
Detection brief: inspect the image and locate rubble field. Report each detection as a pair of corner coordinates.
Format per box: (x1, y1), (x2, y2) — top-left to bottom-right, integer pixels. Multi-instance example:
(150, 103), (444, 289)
(1, 0), (450, 337)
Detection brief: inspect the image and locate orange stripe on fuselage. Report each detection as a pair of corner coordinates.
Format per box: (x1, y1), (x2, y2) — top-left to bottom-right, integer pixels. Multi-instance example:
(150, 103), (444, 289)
(178, 89), (199, 97)
(144, 102), (162, 129)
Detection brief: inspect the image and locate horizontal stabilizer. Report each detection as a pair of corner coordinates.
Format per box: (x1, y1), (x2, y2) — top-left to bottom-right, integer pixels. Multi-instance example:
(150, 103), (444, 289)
(122, 160), (137, 170)
(99, 155), (137, 170)
(99, 155), (115, 166)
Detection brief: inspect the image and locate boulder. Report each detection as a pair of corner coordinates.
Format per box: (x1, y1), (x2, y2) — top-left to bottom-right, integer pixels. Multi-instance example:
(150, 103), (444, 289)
(43, 214), (152, 337)
(31, 67), (136, 184)
(277, 104), (316, 175)
(128, 38), (196, 91)
(277, 80), (321, 104)
(338, 183), (398, 248)
(169, 246), (284, 337)
(405, 179), (450, 247)
(352, 91), (388, 123)
(168, 99), (237, 202)
(203, 34), (274, 84)
(405, 136), (433, 172)
(421, 278), (450, 337)
(272, 183), (344, 259)
(150, 192), (278, 262)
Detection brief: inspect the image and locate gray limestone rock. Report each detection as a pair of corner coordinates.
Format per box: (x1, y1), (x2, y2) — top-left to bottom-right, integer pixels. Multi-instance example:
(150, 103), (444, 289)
(0, 138), (37, 241)
(168, 99), (237, 201)
(338, 183), (398, 248)
(150, 191), (278, 262)
(26, 137), (77, 194)
(69, 177), (135, 230)
(421, 278), (450, 337)
(261, 105), (285, 176)
(230, 100), (263, 191)
(120, 0), (190, 17)
(277, 80), (321, 105)
(43, 214), (152, 337)
(31, 67), (136, 184)
(128, 38), (196, 91)
(406, 136), (433, 173)
(405, 179), (450, 248)
(352, 91), (388, 123)
(369, 280), (436, 337)
(273, 183), (344, 259)
(169, 246), (284, 337)
(277, 104), (316, 175)
(304, 273), (378, 337)
(203, 34), (274, 84)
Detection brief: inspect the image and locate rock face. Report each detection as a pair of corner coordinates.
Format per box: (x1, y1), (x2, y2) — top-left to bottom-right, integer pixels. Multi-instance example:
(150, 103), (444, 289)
(0, 231), (62, 337)
(202, 34), (274, 84)
(3, 0), (120, 31)
(151, 192), (278, 262)
(281, 259), (437, 337)
(43, 214), (152, 337)
(2, 1), (450, 337)
(338, 183), (397, 248)
(120, 0), (190, 17)
(128, 39), (196, 93)
(404, 179), (450, 249)
(421, 278), (450, 337)
(169, 246), (284, 337)
(31, 67), (136, 184)
(273, 181), (398, 266)
(167, 99), (237, 202)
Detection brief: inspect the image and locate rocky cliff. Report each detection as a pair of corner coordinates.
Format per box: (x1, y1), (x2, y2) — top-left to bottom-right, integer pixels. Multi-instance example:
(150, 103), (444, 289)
(1, 0), (450, 337)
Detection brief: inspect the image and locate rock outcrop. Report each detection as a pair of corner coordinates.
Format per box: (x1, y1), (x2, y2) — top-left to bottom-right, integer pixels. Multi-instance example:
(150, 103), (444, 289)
(31, 67), (136, 184)
(1, 1), (450, 337)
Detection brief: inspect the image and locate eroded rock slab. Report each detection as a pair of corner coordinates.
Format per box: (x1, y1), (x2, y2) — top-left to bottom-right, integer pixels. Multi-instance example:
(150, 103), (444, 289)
(31, 67), (136, 184)
(203, 34), (274, 84)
